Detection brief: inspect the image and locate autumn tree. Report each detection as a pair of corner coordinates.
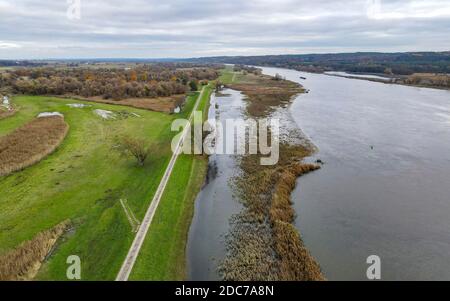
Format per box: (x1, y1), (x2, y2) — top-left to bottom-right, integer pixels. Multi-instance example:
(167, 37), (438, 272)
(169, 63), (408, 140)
(189, 80), (198, 91)
(4, 63), (219, 99)
(130, 70), (138, 81)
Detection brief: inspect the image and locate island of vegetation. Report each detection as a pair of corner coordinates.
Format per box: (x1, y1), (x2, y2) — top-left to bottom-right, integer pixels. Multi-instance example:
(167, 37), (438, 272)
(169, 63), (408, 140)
(217, 65), (324, 281)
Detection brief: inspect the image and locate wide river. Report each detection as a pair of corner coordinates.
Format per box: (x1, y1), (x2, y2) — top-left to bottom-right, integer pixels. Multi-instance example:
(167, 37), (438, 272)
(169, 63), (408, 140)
(261, 66), (450, 281)
(187, 66), (450, 280)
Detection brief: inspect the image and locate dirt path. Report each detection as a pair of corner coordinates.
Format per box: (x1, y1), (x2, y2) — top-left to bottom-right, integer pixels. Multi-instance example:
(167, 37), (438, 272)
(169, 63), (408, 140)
(116, 88), (206, 281)
(120, 199), (140, 232)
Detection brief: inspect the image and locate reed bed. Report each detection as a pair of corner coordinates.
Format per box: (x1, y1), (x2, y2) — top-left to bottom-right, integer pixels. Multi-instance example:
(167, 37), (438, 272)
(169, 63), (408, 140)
(0, 116), (69, 176)
(228, 73), (304, 117)
(0, 221), (70, 280)
(220, 72), (324, 281)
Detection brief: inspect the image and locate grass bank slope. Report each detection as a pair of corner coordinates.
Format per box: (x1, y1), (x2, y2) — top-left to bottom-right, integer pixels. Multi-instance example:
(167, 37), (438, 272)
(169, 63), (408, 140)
(129, 84), (213, 280)
(0, 93), (198, 280)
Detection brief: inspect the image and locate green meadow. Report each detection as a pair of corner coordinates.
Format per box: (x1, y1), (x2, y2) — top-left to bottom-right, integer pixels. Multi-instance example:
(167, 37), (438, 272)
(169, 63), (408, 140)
(0, 85), (212, 280)
(130, 83), (213, 280)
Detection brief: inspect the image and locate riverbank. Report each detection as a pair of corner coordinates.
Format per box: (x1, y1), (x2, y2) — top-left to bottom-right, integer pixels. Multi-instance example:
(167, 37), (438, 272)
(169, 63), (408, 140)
(218, 66), (324, 280)
(128, 83), (214, 280)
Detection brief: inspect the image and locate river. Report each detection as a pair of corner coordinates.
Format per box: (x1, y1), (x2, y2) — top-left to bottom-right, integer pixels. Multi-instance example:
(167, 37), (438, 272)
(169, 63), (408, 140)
(187, 66), (450, 281)
(261, 66), (450, 281)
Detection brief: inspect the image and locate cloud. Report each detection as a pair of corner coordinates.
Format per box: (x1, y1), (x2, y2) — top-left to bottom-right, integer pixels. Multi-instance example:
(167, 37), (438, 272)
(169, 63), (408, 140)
(0, 0), (449, 58)
(0, 41), (21, 49)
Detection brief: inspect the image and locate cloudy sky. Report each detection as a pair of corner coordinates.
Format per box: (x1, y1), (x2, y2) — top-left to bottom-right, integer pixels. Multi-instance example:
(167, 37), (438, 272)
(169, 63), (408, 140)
(1, 0), (450, 59)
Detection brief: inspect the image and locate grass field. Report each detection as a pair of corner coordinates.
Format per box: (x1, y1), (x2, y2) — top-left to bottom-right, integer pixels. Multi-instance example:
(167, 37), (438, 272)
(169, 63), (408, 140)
(219, 65), (238, 84)
(129, 83), (214, 280)
(0, 90), (205, 280)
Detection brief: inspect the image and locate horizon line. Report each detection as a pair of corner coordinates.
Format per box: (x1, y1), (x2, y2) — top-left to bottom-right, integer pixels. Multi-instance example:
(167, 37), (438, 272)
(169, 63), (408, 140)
(2, 50), (450, 62)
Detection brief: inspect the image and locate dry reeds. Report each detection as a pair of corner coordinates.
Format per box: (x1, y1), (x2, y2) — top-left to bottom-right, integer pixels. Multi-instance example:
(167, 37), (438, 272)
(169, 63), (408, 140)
(270, 163), (320, 223)
(220, 71), (324, 281)
(221, 145), (324, 281)
(0, 107), (16, 120)
(228, 73), (304, 117)
(272, 221), (325, 281)
(0, 116), (69, 177)
(0, 220), (70, 280)
(270, 163), (324, 280)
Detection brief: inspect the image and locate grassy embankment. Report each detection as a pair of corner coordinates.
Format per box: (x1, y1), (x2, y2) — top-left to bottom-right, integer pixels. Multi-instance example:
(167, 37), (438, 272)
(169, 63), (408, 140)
(129, 83), (214, 280)
(218, 67), (324, 280)
(0, 89), (208, 280)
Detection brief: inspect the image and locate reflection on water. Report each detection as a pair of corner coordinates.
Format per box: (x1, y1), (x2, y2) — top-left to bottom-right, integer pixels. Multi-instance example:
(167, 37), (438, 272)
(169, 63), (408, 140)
(186, 89), (244, 280)
(261, 66), (450, 280)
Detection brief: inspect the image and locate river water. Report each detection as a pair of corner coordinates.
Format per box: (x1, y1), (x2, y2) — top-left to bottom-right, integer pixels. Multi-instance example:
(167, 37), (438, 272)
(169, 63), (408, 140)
(186, 89), (244, 280)
(187, 66), (450, 281)
(260, 66), (450, 280)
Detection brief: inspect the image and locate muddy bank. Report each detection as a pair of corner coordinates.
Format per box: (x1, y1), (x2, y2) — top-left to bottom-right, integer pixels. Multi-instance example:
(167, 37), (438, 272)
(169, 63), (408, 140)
(219, 72), (324, 280)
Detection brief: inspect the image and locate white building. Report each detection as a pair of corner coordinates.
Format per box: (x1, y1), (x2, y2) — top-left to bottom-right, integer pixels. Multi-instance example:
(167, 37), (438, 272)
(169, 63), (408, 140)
(2, 96), (9, 105)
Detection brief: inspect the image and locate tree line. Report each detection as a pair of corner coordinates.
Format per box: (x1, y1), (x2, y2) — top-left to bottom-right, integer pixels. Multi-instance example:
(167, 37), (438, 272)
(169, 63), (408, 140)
(188, 52), (450, 76)
(0, 63), (220, 100)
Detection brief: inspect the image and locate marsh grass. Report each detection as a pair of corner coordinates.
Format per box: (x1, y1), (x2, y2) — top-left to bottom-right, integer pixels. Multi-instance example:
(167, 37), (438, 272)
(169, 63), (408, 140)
(0, 221), (70, 280)
(0, 116), (69, 176)
(270, 163), (324, 281)
(220, 70), (324, 281)
(228, 73), (304, 117)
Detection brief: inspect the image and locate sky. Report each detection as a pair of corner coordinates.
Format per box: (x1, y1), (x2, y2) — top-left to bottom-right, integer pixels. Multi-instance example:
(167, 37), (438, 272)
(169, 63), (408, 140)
(0, 0), (450, 59)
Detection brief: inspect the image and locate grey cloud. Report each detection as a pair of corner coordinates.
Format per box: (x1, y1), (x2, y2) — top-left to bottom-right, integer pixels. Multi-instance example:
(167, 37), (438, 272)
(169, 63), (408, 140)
(0, 0), (449, 58)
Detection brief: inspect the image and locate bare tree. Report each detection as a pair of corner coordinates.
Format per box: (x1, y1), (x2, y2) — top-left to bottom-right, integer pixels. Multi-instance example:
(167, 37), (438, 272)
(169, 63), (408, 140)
(116, 136), (150, 166)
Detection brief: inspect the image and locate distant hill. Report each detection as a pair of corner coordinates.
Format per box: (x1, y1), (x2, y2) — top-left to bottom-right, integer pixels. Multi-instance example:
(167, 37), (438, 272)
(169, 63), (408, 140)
(185, 52), (450, 75)
(0, 60), (45, 67)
